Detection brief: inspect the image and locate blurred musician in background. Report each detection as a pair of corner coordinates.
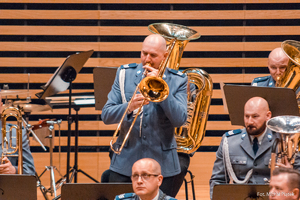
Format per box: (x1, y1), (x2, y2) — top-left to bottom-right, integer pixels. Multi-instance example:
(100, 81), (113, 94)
(0, 94), (35, 175)
(114, 158), (177, 200)
(252, 47), (289, 87)
(269, 168), (300, 200)
(209, 97), (300, 199)
(101, 34), (188, 197)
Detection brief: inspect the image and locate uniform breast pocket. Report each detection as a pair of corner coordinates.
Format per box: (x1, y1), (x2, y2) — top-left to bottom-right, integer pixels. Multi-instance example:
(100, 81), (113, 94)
(231, 156), (247, 177)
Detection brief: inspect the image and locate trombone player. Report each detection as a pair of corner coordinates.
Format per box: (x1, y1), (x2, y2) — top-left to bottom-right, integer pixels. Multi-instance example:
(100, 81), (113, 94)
(0, 93), (35, 175)
(102, 34), (188, 196)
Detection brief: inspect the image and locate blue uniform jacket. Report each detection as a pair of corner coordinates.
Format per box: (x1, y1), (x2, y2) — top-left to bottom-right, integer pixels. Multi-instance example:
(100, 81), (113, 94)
(210, 128), (280, 198)
(102, 63), (188, 177)
(114, 189), (177, 200)
(0, 123), (35, 175)
(251, 75), (276, 87)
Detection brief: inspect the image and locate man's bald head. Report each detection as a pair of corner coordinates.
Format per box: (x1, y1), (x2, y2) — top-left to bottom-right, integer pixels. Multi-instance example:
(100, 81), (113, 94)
(132, 158), (161, 175)
(244, 97), (272, 136)
(268, 47), (290, 82)
(141, 34), (167, 69)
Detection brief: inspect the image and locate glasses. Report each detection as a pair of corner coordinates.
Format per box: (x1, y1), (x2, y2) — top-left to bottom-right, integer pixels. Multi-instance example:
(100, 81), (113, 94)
(131, 173), (159, 181)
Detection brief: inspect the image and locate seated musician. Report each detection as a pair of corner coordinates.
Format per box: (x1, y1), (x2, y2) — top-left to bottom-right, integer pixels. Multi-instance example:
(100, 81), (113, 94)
(0, 94), (35, 175)
(114, 158), (177, 200)
(252, 47), (289, 87)
(209, 96), (300, 199)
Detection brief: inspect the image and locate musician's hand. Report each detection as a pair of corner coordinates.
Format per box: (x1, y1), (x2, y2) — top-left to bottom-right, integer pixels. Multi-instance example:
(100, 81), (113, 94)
(0, 157), (16, 174)
(143, 65), (159, 77)
(276, 156), (293, 168)
(128, 94), (149, 113)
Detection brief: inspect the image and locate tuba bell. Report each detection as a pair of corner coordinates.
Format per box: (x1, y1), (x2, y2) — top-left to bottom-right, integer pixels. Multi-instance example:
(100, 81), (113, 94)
(148, 23), (213, 154)
(266, 115), (300, 176)
(276, 40), (300, 107)
(1, 106), (23, 174)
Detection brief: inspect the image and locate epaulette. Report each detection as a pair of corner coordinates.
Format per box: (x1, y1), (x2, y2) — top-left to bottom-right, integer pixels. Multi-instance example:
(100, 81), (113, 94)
(115, 193), (136, 200)
(252, 76), (269, 84)
(120, 63), (138, 69)
(225, 129), (242, 137)
(168, 68), (186, 77)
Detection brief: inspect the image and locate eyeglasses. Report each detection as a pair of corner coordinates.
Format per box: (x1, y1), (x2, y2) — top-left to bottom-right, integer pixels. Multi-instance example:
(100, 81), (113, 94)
(131, 173), (160, 181)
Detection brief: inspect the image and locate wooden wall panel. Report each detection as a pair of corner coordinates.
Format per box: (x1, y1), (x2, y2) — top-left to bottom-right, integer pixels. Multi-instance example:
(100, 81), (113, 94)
(1, 1), (300, 199)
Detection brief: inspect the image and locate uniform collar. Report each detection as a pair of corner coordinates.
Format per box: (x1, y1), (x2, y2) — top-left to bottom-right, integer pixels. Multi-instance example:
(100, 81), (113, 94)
(249, 127), (268, 145)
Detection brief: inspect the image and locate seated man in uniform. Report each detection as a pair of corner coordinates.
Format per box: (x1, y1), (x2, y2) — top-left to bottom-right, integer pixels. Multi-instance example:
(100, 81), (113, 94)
(269, 167), (300, 200)
(209, 96), (299, 199)
(0, 94), (35, 175)
(114, 158), (177, 200)
(252, 47), (289, 87)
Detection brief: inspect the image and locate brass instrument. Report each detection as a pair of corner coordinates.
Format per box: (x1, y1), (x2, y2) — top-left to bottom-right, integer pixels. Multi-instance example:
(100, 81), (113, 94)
(277, 40), (300, 101)
(110, 23), (202, 155)
(266, 115), (300, 176)
(1, 106), (23, 174)
(149, 23), (213, 154)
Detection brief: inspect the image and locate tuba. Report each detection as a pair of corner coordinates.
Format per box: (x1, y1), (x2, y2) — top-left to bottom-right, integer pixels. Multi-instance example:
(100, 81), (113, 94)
(148, 23), (213, 154)
(266, 115), (300, 176)
(1, 106), (23, 174)
(276, 40), (300, 105)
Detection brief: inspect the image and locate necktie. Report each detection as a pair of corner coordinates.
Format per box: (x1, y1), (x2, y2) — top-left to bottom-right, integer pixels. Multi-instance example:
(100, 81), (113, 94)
(253, 137), (259, 155)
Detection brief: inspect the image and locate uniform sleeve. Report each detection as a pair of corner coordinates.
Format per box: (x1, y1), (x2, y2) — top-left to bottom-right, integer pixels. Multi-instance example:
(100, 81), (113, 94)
(21, 129), (36, 175)
(293, 152), (300, 170)
(159, 75), (188, 127)
(209, 135), (229, 199)
(101, 68), (131, 124)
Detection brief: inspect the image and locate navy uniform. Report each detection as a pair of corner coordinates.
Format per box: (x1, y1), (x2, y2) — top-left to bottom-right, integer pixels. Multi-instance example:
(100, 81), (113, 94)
(102, 63), (187, 178)
(114, 190), (177, 200)
(0, 123), (35, 175)
(209, 128), (280, 199)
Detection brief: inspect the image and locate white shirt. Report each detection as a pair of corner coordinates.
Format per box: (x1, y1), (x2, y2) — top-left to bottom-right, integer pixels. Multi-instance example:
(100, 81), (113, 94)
(250, 127), (267, 145)
(139, 190), (159, 200)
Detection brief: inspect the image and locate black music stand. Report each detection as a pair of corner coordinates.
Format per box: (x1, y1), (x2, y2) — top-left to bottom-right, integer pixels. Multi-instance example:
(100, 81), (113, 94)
(223, 84), (299, 126)
(212, 184), (269, 200)
(93, 67), (118, 110)
(36, 50), (94, 188)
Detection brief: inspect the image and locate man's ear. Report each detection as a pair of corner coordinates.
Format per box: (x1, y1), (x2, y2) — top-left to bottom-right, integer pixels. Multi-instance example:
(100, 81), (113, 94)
(267, 111), (272, 120)
(292, 188), (299, 200)
(157, 175), (163, 186)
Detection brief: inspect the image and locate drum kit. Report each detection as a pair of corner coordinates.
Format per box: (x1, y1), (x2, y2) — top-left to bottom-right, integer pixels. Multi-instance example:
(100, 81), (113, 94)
(0, 88), (64, 199)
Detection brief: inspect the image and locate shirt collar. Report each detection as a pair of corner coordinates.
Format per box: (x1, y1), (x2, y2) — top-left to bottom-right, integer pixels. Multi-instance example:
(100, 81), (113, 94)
(139, 190), (159, 200)
(250, 127), (267, 145)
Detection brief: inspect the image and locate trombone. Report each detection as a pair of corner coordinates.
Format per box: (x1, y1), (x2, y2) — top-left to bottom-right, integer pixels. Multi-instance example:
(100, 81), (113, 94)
(1, 106), (23, 174)
(109, 38), (177, 155)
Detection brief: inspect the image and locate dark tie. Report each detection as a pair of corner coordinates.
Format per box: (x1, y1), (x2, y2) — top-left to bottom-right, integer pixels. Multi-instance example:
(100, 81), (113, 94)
(253, 137), (259, 155)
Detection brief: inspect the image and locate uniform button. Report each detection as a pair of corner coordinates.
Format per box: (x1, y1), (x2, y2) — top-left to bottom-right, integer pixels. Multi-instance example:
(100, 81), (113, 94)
(143, 124), (147, 128)
(143, 135), (146, 140)
(144, 113), (148, 116)
(254, 163), (257, 166)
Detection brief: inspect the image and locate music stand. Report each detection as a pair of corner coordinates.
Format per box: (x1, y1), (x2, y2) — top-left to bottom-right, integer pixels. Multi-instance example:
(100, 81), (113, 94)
(0, 175), (37, 200)
(93, 67), (118, 110)
(35, 50), (94, 192)
(223, 84), (299, 126)
(61, 183), (133, 200)
(212, 184), (269, 200)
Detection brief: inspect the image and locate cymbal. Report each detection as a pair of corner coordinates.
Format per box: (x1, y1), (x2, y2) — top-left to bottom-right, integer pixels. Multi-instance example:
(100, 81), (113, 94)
(0, 90), (29, 96)
(18, 104), (52, 113)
